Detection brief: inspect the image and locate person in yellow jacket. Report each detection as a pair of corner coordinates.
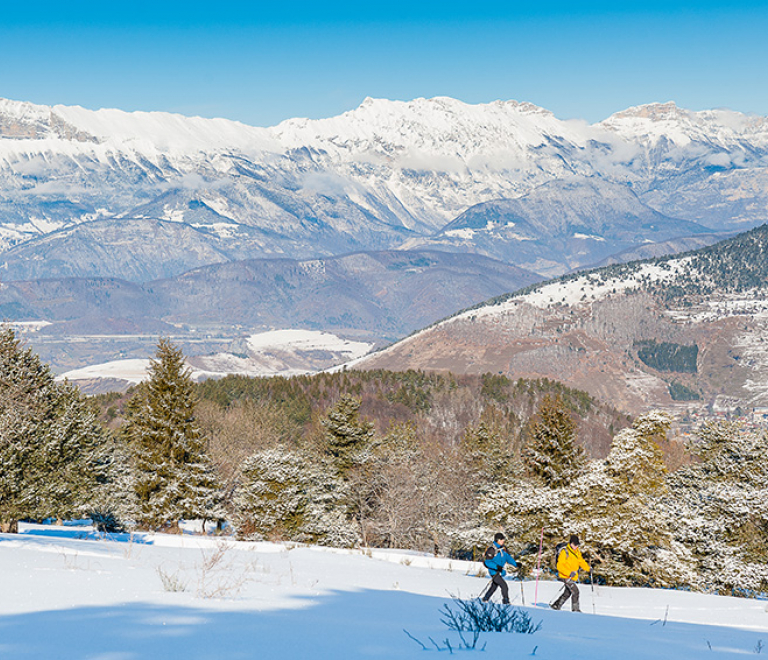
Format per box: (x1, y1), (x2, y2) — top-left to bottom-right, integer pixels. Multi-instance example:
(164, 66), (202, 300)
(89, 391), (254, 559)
(550, 534), (591, 612)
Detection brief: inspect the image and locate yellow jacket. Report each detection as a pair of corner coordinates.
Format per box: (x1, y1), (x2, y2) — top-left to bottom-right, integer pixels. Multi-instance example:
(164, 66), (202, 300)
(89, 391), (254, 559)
(556, 544), (590, 581)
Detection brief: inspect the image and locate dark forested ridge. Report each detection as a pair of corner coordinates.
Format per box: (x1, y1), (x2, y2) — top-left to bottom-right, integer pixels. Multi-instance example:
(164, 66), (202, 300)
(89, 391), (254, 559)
(479, 222), (768, 312)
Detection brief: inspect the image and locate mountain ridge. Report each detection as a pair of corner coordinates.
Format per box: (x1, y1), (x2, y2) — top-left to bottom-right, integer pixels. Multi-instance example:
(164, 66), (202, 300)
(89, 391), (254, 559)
(1, 249), (541, 374)
(3, 95), (768, 279)
(401, 176), (713, 277)
(356, 224), (768, 413)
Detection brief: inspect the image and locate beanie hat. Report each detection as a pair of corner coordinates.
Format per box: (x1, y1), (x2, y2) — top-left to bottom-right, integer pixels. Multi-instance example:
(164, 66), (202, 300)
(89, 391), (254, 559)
(494, 532), (506, 543)
(569, 534), (580, 546)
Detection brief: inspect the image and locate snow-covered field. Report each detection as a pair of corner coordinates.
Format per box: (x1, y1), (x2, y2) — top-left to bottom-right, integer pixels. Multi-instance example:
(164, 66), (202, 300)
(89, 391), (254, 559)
(2, 523), (767, 659)
(58, 358), (152, 385)
(245, 329), (373, 357)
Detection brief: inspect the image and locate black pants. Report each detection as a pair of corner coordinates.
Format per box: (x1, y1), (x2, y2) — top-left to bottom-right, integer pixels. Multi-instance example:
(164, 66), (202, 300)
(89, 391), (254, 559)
(551, 578), (580, 611)
(482, 574), (509, 604)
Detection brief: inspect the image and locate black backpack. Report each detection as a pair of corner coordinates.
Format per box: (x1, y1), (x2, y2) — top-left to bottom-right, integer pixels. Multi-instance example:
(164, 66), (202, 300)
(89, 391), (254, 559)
(483, 545), (500, 574)
(552, 542), (568, 570)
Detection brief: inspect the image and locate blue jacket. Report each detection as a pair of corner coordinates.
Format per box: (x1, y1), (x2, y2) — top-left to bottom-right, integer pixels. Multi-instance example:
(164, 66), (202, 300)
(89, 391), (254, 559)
(484, 542), (517, 577)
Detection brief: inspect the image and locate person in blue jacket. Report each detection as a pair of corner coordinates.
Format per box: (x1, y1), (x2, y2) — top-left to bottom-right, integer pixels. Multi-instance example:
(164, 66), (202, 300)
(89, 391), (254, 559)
(482, 532), (518, 604)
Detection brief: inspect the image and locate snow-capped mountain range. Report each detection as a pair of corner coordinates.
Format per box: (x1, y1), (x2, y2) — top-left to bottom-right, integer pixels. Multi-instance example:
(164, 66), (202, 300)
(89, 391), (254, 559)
(3, 95), (768, 383)
(2, 95), (768, 280)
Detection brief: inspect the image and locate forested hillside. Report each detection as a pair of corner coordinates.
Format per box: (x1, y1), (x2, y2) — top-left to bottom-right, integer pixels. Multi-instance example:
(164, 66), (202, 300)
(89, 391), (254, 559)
(5, 331), (768, 595)
(364, 223), (768, 413)
(499, 221), (768, 306)
(97, 369), (629, 490)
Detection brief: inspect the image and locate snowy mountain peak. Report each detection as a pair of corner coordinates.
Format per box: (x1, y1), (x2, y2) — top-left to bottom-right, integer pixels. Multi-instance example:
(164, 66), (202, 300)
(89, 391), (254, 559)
(2, 93), (768, 271)
(0, 98), (277, 156)
(271, 95), (577, 165)
(601, 102), (768, 149)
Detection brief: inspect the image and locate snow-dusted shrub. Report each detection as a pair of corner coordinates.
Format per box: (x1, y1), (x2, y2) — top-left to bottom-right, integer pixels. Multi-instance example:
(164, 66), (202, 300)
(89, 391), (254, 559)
(664, 422), (768, 594)
(89, 509), (126, 534)
(440, 597), (542, 634)
(233, 447), (358, 547)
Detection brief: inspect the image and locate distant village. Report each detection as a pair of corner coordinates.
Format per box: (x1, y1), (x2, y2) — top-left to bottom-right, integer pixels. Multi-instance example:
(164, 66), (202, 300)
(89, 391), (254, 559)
(669, 401), (768, 440)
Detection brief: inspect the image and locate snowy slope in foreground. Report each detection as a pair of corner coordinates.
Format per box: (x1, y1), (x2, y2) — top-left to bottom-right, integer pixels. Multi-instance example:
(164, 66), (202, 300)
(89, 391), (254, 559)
(1, 524), (766, 659)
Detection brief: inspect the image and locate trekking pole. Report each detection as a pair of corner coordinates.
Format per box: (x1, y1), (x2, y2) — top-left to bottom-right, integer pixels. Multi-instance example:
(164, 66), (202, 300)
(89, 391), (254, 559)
(533, 527), (544, 606)
(519, 571), (526, 605)
(480, 579), (493, 602)
(590, 569), (596, 614)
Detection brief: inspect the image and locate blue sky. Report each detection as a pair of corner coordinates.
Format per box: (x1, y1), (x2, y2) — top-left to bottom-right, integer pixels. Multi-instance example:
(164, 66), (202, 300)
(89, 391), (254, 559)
(1, 1), (767, 126)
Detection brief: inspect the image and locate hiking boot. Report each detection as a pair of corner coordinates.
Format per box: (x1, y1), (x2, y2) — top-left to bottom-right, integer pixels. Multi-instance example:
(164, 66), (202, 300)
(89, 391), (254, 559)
(550, 602), (561, 610)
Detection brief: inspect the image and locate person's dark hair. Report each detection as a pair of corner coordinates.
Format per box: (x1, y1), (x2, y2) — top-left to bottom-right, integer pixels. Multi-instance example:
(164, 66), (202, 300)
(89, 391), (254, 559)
(569, 534), (580, 547)
(494, 532), (506, 543)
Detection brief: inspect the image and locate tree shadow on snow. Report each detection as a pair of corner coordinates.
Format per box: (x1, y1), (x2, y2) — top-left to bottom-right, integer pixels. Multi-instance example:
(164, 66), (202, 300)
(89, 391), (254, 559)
(0, 589), (442, 660)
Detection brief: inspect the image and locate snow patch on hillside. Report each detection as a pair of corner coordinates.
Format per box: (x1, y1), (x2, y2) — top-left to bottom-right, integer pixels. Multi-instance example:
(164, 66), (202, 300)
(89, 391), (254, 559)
(450, 257), (696, 321)
(574, 232), (606, 241)
(445, 228), (475, 239)
(57, 331), (375, 385)
(59, 358), (151, 384)
(666, 294), (768, 324)
(3, 320), (52, 332)
(246, 329), (373, 359)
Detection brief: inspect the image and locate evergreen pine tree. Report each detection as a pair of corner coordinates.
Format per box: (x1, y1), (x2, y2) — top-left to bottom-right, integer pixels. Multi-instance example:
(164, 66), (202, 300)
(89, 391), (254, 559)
(124, 338), (224, 530)
(524, 395), (584, 487)
(321, 394), (375, 477)
(0, 327), (108, 531)
(460, 406), (517, 489)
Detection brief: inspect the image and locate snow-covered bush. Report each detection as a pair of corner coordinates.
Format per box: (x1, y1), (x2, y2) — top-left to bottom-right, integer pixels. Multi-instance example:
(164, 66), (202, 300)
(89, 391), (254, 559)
(233, 447), (358, 546)
(664, 422), (768, 594)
